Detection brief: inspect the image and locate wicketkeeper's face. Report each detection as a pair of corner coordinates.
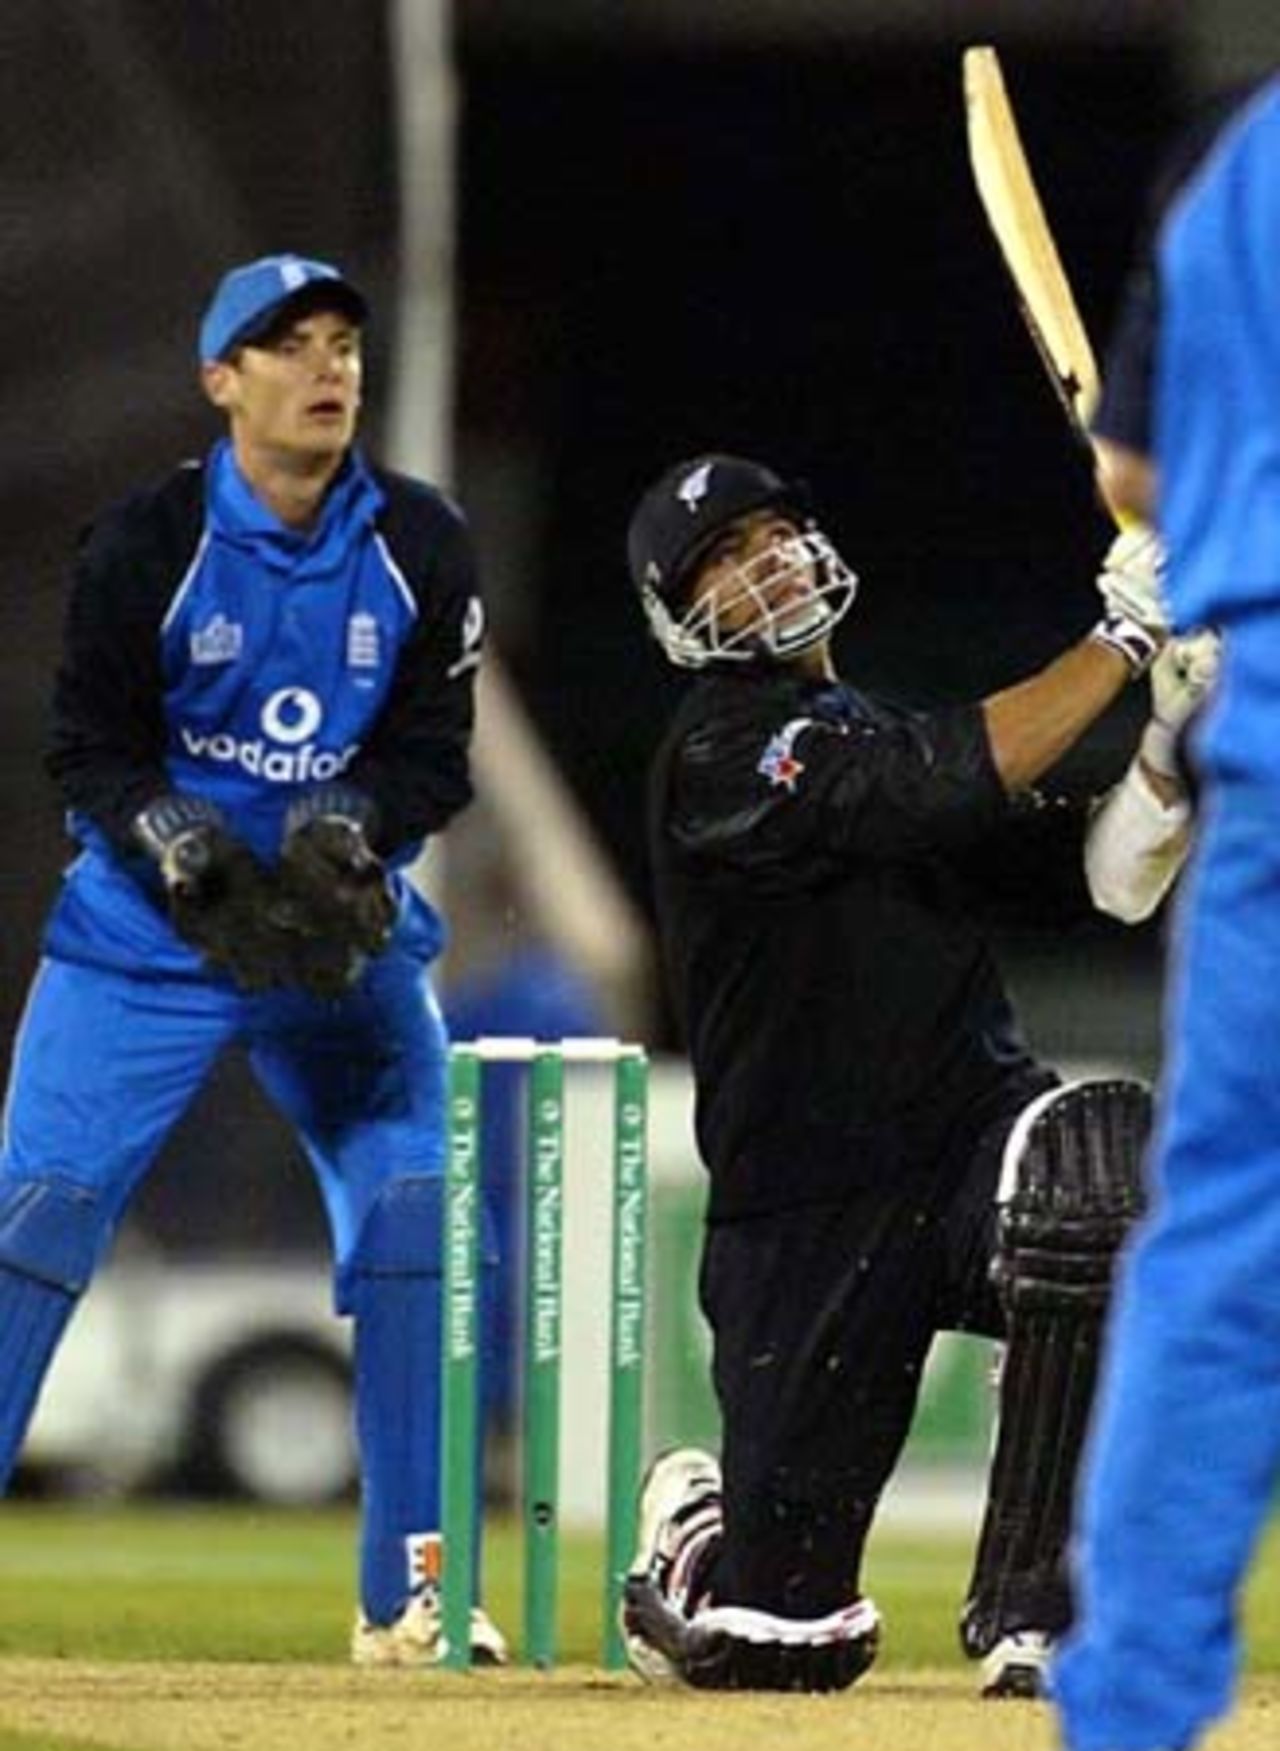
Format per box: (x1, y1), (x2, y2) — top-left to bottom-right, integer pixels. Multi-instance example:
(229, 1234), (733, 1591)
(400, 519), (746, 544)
(203, 308), (363, 466)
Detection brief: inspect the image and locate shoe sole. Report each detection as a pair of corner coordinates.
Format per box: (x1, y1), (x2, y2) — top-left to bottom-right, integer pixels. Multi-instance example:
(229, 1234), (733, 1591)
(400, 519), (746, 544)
(982, 1661), (1047, 1699)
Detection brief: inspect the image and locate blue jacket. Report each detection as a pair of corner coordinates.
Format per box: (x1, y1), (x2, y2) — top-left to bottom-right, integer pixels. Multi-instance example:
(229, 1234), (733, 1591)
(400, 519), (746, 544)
(1157, 76), (1280, 629)
(44, 441), (481, 974)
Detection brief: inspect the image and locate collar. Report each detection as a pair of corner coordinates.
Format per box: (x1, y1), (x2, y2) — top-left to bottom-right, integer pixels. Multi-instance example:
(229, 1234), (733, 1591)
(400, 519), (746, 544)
(206, 439), (384, 574)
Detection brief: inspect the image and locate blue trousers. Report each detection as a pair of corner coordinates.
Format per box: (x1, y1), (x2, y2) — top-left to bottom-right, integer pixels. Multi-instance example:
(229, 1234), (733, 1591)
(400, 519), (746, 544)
(1, 946), (448, 1271)
(1055, 623), (1280, 1750)
(0, 919), (458, 1625)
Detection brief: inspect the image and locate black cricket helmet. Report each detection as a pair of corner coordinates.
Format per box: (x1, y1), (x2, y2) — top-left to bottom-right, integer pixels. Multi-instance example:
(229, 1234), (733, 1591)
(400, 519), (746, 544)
(627, 454), (857, 669)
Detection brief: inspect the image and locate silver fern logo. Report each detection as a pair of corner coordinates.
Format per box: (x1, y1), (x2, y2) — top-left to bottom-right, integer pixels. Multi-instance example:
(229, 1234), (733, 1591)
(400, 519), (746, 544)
(677, 461), (713, 512)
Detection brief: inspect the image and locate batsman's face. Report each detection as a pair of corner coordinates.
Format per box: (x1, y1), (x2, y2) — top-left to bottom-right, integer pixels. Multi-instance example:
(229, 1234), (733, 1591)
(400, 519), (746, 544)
(678, 506), (858, 669)
(202, 309), (363, 465)
(692, 511), (820, 634)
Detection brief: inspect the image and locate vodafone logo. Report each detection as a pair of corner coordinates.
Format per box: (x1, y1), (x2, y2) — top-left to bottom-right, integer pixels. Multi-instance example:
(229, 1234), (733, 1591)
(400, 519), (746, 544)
(179, 686), (358, 784)
(261, 687), (323, 745)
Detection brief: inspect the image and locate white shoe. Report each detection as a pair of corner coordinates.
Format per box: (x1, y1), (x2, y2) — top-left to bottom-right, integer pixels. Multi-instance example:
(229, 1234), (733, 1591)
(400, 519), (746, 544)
(352, 1588), (509, 1668)
(980, 1629), (1053, 1698)
(623, 1447), (723, 1683)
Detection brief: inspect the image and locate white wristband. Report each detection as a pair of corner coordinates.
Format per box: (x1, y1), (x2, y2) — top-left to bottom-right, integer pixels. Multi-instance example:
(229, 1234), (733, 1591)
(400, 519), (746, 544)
(1090, 613), (1160, 677)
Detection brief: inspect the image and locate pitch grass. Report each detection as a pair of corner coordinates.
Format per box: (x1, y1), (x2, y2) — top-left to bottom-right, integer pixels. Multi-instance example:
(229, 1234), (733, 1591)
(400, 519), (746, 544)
(3, 1503), (1280, 1668)
(0, 1505), (1278, 1751)
(10, 1500), (983, 1665)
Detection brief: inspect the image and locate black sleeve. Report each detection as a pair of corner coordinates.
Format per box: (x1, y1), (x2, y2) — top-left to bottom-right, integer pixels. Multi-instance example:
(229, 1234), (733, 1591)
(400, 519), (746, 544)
(666, 695), (1006, 892)
(348, 482), (482, 855)
(947, 788), (1097, 929)
(1092, 260), (1158, 455)
(45, 483), (198, 853)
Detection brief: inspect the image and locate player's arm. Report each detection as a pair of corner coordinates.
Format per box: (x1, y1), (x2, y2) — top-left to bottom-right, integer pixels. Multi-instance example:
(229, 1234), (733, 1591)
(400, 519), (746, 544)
(668, 533), (1158, 879)
(663, 687), (1009, 884)
(1084, 629), (1218, 922)
(45, 504), (180, 853)
(270, 498), (482, 962)
(982, 529), (1167, 794)
(341, 502), (482, 859)
(982, 639), (1130, 796)
(1083, 758), (1190, 925)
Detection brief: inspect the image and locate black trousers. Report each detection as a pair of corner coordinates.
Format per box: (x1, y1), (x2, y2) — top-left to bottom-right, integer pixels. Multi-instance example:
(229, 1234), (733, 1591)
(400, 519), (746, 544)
(698, 1101), (1023, 1620)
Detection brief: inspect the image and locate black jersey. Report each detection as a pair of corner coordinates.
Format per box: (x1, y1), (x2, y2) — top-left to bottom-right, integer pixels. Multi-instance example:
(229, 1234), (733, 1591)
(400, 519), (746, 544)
(649, 667), (1091, 1219)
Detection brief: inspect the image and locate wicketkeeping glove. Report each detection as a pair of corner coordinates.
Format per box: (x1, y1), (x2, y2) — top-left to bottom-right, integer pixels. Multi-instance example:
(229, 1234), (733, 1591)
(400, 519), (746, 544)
(133, 794), (294, 993)
(1140, 625), (1221, 779)
(1089, 527), (1169, 677)
(278, 784), (397, 960)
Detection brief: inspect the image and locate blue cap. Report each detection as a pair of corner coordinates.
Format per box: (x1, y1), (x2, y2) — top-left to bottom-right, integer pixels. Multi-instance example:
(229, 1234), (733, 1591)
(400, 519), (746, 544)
(198, 254), (368, 362)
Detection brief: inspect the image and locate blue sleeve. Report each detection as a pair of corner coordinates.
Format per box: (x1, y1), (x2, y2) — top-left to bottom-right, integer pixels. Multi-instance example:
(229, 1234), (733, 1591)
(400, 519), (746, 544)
(1157, 77), (1280, 627)
(1092, 84), (1265, 458)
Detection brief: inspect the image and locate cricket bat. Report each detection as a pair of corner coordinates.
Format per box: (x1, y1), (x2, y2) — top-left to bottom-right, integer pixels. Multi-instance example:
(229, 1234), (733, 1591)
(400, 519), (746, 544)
(963, 44), (1101, 440)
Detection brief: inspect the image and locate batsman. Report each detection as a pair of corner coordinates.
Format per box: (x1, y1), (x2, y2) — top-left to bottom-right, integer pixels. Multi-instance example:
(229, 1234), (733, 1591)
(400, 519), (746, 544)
(0, 255), (505, 1664)
(620, 454), (1214, 1695)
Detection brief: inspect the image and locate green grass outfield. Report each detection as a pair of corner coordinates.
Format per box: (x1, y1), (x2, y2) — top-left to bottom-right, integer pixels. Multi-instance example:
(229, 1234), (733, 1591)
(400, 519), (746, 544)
(2, 1507), (1280, 1751)
(0, 1501), (1278, 1671)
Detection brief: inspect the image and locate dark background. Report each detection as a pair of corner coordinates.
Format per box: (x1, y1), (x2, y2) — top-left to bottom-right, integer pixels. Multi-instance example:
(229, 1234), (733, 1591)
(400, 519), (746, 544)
(459, 41), (1174, 866)
(0, 4), (1254, 1248)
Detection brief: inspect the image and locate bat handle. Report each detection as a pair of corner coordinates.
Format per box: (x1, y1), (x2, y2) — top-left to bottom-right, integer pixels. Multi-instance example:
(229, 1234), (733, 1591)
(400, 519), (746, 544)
(1091, 433), (1157, 534)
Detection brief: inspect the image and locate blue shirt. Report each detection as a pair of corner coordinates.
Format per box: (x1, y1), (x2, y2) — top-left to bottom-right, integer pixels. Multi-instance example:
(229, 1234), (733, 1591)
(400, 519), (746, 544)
(1156, 77), (1280, 629)
(160, 442), (414, 859)
(45, 443), (481, 977)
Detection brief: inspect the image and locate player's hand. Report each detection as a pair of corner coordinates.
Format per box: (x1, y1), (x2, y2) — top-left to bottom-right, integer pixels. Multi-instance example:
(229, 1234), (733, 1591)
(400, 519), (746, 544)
(1140, 626), (1221, 779)
(1151, 627), (1220, 731)
(133, 795), (292, 992)
(279, 787), (397, 959)
(1090, 528), (1168, 676)
(1096, 528), (1169, 631)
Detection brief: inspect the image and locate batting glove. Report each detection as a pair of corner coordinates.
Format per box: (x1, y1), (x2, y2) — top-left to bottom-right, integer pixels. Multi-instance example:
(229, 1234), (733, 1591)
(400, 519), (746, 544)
(1089, 528), (1168, 677)
(1140, 626), (1221, 779)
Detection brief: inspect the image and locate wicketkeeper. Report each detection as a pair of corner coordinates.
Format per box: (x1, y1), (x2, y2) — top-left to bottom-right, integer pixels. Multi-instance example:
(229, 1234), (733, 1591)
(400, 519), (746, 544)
(0, 254), (504, 1665)
(619, 454), (1214, 1696)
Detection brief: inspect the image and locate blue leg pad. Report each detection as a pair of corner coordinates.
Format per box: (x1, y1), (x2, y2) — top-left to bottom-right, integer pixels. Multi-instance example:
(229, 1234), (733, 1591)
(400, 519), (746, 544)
(346, 1174), (498, 1625)
(0, 1263), (79, 1491)
(346, 1177), (445, 1624)
(0, 1174), (110, 1493)
(0, 1173), (110, 1291)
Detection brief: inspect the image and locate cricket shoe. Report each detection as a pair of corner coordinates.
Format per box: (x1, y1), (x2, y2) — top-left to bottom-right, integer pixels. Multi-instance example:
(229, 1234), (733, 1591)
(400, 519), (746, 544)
(980, 1629), (1053, 1698)
(622, 1446), (724, 1683)
(351, 1587), (509, 1668)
